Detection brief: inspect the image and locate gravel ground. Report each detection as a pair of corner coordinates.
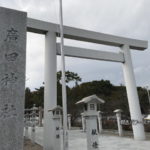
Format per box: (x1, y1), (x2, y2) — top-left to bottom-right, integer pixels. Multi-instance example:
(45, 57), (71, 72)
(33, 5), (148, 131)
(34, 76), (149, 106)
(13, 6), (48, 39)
(26, 127), (150, 150)
(24, 139), (43, 150)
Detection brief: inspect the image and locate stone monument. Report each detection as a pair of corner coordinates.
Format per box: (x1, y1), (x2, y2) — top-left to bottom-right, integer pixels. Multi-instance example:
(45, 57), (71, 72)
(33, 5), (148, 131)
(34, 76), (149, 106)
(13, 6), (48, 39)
(0, 7), (26, 150)
(48, 106), (63, 150)
(76, 95), (105, 150)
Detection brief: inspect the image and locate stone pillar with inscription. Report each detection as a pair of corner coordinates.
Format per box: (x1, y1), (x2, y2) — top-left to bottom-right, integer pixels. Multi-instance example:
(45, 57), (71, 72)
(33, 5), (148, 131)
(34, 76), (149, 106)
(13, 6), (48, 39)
(48, 106), (63, 150)
(0, 7), (27, 150)
(85, 113), (99, 150)
(76, 95), (105, 150)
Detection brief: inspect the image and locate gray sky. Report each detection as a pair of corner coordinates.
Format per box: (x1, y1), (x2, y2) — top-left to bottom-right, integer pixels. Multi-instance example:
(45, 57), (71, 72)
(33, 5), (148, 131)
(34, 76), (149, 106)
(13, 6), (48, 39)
(1, 0), (150, 90)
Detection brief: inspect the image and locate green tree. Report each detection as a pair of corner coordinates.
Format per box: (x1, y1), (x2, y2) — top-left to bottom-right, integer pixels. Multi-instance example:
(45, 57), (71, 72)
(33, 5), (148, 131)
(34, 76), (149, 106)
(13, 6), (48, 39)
(34, 86), (44, 107)
(57, 70), (81, 86)
(25, 87), (33, 108)
(57, 71), (82, 106)
(25, 72), (150, 127)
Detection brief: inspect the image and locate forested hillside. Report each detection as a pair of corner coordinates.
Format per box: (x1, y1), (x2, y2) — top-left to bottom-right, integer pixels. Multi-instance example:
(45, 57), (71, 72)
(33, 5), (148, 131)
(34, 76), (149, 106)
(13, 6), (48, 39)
(25, 71), (150, 124)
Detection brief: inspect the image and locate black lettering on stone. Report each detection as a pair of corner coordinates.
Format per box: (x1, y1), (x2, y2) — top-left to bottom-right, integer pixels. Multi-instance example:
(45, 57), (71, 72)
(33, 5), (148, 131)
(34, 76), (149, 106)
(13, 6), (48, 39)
(91, 129), (97, 135)
(56, 134), (60, 139)
(56, 127), (59, 131)
(0, 104), (17, 119)
(32, 127), (35, 132)
(5, 52), (18, 61)
(1, 73), (18, 86)
(4, 28), (19, 42)
(92, 141), (98, 149)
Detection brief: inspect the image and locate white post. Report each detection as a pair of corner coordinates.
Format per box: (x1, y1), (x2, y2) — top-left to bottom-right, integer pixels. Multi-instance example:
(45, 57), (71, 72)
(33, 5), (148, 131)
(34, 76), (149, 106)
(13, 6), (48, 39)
(114, 110), (123, 137)
(85, 114), (99, 150)
(60, 114), (63, 129)
(24, 114), (29, 138)
(44, 31), (57, 150)
(122, 45), (145, 140)
(67, 114), (71, 130)
(97, 111), (103, 134)
(81, 113), (86, 132)
(31, 124), (36, 144)
(24, 126), (28, 138)
(31, 105), (37, 144)
(39, 106), (43, 127)
(116, 113), (123, 136)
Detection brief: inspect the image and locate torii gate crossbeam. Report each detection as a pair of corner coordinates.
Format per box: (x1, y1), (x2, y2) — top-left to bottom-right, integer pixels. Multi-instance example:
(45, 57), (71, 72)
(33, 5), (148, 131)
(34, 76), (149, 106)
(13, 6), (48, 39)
(27, 18), (147, 50)
(56, 44), (125, 63)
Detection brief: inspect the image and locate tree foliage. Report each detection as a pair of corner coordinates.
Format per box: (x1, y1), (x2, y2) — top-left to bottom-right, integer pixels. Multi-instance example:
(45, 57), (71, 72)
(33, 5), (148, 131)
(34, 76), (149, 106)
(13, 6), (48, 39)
(25, 86), (44, 108)
(57, 70), (81, 86)
(25, 71), (150, 125)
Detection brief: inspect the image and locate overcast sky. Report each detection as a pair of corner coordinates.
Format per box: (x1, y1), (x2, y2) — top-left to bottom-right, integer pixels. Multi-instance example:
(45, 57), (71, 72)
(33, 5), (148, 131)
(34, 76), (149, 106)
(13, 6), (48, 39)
(1, 0), (150, 90)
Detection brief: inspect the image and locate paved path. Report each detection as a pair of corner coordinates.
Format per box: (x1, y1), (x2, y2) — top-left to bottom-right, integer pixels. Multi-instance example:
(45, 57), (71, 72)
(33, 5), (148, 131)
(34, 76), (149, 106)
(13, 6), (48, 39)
(26, 127), (150, 150)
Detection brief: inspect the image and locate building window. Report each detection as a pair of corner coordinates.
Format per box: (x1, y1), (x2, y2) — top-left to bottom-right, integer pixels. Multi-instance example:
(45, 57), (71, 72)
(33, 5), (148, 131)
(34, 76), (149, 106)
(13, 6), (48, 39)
(90, 104), (95, 110)
(56, 110), (60, 115)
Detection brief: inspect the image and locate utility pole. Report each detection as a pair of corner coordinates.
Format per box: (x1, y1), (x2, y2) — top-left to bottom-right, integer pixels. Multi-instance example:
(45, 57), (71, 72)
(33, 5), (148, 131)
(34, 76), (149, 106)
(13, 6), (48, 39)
(59, 0), (68, 150)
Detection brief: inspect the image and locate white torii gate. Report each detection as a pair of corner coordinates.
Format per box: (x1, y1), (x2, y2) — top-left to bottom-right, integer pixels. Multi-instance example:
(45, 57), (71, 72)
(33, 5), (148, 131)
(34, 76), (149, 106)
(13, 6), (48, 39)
(27, 18), (148, 149)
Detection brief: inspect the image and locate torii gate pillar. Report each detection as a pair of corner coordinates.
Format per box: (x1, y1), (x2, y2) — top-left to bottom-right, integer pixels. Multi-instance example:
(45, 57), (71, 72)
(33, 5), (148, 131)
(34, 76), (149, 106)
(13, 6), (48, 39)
(44, 31), (57, 150)
(122, 45), (145, 140)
